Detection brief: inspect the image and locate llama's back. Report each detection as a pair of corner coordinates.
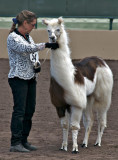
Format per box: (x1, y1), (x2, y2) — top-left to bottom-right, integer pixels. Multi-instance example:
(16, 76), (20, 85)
(74, 56), (113, 111)
(73, 56), (106, 81)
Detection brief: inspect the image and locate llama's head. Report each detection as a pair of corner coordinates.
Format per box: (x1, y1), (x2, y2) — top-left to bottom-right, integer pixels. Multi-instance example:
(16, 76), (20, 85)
(42, 17), (64, 43)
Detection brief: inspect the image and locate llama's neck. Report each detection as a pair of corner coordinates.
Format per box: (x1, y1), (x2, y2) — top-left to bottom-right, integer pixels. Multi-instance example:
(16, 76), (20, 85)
(58, 29), (68, 46)
(50, 30), (75, 89)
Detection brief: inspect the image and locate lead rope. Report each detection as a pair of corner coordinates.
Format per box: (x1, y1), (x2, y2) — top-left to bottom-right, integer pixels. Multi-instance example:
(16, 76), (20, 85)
(40, 49), (50, 66)
(36, 49), (50, 79)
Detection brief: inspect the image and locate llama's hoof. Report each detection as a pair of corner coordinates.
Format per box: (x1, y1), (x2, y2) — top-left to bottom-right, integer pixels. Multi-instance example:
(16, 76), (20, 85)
(81, 144), (87, 148)
(72, 150), (79, 154)
(94, 143), (101, 147)
(59, 148), (67, 152)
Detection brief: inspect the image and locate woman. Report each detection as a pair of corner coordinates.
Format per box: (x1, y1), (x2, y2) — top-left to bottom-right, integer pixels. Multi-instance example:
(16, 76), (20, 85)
(7, 10), (59, 152)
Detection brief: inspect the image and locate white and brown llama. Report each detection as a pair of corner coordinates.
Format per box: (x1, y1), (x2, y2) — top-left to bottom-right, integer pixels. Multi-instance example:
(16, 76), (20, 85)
(42, 17), (113, 153)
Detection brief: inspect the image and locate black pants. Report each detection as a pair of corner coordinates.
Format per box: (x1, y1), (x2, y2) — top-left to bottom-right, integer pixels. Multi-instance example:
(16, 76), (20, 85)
(8, 77), (36, 146)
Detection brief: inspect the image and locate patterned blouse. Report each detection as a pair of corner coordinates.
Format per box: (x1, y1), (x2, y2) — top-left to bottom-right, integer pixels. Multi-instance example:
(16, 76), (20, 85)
(7, 29), (45, 80)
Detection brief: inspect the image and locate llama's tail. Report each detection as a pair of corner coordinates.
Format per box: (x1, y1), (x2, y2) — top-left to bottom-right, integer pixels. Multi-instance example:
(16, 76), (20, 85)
(94, 65), (113, 110)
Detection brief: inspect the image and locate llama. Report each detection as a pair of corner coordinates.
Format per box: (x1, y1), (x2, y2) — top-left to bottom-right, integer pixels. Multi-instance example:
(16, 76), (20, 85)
(42, 17), (113, 153)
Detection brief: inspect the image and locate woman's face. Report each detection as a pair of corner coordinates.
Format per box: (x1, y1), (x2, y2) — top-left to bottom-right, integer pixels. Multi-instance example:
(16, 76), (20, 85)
(23, 19), (37, 33)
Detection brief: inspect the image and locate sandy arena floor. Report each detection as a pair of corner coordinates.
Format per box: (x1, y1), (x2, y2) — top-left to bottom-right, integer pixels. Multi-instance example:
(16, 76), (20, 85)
(0, 59), (118, 160)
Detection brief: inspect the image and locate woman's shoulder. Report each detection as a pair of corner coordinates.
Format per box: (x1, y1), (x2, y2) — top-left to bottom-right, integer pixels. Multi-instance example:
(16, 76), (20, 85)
(7, 31), (24, 43)
(7, 31), (17, 41)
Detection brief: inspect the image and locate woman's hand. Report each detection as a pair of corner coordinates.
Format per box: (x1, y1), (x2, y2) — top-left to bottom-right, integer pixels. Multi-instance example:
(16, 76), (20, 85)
(45, 42), (59, 50)
(33, 62), (41, 73)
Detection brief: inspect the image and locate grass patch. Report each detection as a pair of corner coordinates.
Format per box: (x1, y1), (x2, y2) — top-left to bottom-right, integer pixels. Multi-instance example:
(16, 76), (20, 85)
(0, 17), (118, 30)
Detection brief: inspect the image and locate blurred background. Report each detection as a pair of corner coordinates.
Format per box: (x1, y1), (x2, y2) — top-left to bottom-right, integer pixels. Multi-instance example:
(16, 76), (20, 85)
(0, 0), (118, 30)
(0, 0), (118, 59)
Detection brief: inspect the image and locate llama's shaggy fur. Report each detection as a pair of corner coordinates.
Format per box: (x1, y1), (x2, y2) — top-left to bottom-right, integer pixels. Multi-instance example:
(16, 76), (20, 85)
(43, 17), (113, 153)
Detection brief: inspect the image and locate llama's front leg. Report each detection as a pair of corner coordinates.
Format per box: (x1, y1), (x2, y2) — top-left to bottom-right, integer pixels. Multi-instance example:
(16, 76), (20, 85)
(71, 128), (79, 153)
(70, 106), (83, 154)
(60, 110), (70, 151)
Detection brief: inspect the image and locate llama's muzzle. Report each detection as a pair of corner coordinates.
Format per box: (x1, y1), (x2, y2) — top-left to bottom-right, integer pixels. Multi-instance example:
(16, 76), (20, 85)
(49, 36), (56, 43)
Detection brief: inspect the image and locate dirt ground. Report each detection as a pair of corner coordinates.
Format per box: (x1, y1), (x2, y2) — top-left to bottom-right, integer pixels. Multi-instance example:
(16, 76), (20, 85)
(0, 59), (118, 160)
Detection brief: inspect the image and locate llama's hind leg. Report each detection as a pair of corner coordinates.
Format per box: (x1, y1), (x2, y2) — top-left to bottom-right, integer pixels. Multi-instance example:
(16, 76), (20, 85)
(95, 108), (107, 147)
(60, 110), (70, 151)
(94, 90), (112, 147)
(70, 106), (83, 153)
(82, 97), (94, 148)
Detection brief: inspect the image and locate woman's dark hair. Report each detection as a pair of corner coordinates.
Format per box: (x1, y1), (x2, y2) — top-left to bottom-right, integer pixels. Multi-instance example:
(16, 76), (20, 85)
(9, 10), (37, 33)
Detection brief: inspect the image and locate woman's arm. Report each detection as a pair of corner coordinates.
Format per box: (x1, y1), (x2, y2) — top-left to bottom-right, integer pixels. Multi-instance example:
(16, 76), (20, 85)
(7, 34), (45, 54)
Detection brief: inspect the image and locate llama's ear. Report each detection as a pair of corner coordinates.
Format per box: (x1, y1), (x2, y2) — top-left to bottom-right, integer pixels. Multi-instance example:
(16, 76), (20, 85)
(58, 17), (63, 24)
(42, 19), (49, 25)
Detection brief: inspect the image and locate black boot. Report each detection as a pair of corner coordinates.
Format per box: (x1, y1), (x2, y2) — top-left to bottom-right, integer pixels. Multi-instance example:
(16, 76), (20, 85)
(22, 142), (37, 151)
(10, 144), (30, 152)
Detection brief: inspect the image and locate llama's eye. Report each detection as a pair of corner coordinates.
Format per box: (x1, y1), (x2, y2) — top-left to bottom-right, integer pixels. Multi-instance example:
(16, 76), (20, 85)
(56, 29), (60, 32)
(47, 30), (51, 33)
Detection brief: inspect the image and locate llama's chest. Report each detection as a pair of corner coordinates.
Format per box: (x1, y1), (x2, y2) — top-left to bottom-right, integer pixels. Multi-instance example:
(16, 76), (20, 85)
(50, 56), (75, 88)
(49, 77), (68, 107)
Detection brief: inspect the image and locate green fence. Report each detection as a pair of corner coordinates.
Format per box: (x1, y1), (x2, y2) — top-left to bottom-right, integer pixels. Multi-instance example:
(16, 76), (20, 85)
(0, 0), (118, 17)
(0, 0), (118, 30)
